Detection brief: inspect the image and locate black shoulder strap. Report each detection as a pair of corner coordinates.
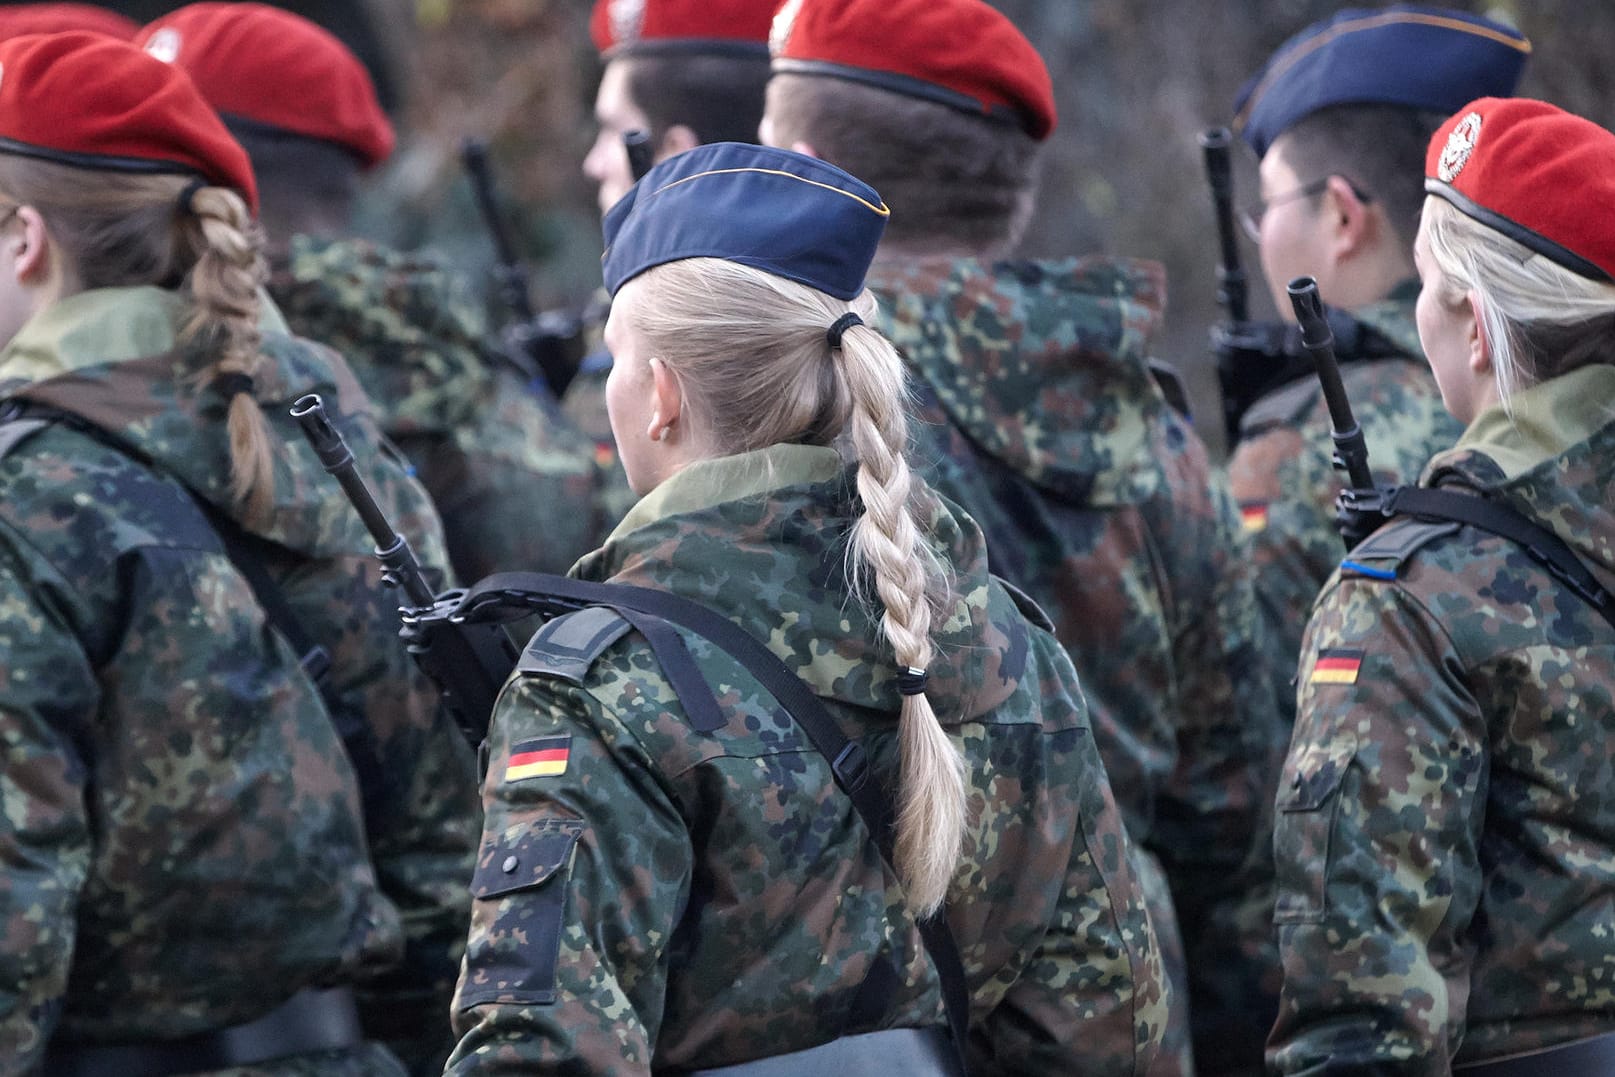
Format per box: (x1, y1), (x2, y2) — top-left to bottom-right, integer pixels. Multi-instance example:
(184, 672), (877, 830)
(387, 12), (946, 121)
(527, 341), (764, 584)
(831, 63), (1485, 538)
(1383, 485), (1615, 633)
(461, 570), (972, 1062)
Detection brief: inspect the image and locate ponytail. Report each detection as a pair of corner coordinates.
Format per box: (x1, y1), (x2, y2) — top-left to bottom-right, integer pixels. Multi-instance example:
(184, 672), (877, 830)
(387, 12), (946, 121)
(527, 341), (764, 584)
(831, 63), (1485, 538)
(838, 320), (968, 917)
(180, 184), (274, 527)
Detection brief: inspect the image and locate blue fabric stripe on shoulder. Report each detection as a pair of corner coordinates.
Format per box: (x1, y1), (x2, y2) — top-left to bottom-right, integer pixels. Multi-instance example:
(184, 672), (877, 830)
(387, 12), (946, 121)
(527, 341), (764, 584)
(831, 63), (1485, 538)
(1342, 559), (1397, 580)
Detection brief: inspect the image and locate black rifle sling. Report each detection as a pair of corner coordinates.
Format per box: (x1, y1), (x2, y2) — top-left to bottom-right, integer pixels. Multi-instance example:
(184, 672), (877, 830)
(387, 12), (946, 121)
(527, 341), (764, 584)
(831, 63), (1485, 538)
(1383, 486), (1615, 633)
(463, 571), (973, 1063)
(0, 401), (390, 812)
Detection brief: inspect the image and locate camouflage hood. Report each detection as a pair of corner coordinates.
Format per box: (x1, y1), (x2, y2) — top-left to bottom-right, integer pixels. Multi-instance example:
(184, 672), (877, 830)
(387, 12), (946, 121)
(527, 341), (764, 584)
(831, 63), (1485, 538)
(869, 256), (1169, 506)
(268, 234), (494, 438)
(1425, 362), (1615, 582)
(0, 285), (408, 559)
(572, 443), (1030, 724)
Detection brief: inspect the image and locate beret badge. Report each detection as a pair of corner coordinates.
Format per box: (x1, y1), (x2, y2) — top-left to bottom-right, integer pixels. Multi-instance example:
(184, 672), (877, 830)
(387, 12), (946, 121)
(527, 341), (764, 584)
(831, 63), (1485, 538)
(609, 0), (646, 48)
(143, 26), (180, 64)
(769, 0), (802, 57)
(1438, 111), (1483, 183)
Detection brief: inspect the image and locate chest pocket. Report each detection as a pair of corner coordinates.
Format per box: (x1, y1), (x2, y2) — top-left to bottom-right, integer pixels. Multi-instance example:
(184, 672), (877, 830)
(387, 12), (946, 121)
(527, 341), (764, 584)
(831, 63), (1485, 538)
(1273, 735), (1357, 925)
(458, 818), (585, 1010)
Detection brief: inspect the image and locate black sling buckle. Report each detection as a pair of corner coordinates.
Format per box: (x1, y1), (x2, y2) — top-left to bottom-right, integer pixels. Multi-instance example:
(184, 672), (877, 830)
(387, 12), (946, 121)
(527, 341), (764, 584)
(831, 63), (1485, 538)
(452, 570), (973, 1068)
(1383, 485), (1615, 633)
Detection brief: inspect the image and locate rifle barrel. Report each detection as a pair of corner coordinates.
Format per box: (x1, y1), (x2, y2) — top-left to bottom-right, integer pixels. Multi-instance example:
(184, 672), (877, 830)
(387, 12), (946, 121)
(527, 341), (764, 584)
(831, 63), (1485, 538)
(1287, 278), (1375, 492)
(1199, 126), (1249, 324)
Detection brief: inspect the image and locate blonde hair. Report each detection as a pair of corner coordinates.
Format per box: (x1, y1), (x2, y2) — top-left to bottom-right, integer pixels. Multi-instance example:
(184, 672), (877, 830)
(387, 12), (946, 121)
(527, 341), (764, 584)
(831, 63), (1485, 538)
(0, 156), (275, 526)
(1420, 195), (1615, 409)
(627, 257), (968, 916)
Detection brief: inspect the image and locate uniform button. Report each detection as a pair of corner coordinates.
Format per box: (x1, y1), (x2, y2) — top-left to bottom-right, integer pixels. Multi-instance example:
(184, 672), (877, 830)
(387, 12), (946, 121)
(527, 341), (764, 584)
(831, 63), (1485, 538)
(502, 855), (518, 873)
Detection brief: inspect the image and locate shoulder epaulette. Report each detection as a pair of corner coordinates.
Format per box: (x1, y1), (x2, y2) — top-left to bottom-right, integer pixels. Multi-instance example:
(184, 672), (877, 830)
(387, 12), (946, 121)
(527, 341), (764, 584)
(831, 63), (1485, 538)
(1340, 516), (1461, 580)
(516, 606), (633, 684)
(0, 415), (50, 462)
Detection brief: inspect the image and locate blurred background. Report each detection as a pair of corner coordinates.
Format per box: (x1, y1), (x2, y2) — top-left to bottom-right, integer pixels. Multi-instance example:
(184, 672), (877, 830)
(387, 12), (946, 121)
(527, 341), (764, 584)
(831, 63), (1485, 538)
(89, 0), (1615, 457)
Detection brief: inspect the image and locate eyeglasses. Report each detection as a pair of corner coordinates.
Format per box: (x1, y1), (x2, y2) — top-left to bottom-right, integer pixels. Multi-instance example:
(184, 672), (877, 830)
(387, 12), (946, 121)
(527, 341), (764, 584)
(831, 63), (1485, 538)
(1239, 176), (1373, 242)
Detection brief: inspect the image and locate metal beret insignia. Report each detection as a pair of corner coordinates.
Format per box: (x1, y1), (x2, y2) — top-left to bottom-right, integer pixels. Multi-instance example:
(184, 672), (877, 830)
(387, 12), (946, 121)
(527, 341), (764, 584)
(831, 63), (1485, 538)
(1438, 111), (1483, 183)
(770, 0), (802, 58)
(609, 0), (646, 48)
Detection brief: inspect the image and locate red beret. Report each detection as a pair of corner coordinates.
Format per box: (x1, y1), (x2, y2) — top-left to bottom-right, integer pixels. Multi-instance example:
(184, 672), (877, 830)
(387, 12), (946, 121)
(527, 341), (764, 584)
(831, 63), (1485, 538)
(0, 31), (257, 210)
(0, 4), (138, 40)
(590, 0), (776, 58)
(769, 0), (1056, 141)
(137, 3), (393, 170)
(1426, 97), (1615, 283)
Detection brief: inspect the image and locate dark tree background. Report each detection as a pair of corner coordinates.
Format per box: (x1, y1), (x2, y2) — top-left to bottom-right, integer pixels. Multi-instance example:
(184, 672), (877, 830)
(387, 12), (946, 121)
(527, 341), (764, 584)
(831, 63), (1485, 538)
(79, 0), (1615, 455)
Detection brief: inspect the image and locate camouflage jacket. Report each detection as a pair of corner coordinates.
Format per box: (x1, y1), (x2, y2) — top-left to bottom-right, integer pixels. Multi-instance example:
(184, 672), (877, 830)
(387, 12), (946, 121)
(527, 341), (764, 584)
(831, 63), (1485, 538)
(0, 287), (478, 1075)
(1271, 363), (1615, 1072)
(446, 443), (1169, 1076)
(270, 235), (620, 580)
(1226, 283), (1464, 725)
(869, 256), (1284, 1072)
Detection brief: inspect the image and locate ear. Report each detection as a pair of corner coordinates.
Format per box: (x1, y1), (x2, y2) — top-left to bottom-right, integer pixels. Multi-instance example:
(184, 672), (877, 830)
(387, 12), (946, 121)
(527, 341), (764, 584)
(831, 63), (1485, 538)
(647, 356), (684, 441)
(4, 207), (52, 285)
(658, 124), (700, 159)
(1322, 175), (1374, 258)
(1466, 290), (1492, 374)
(790, 139), (820, 160)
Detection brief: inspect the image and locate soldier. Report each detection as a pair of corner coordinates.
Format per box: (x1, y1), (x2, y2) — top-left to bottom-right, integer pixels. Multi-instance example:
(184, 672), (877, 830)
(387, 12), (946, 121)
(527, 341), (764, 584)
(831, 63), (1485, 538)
(139, 2), (616, 582)
(565, 0), (779, 523)
(1272, 97), (1615, 1075)
(0, 3), (137, 38)
(1223, 5), (1530, 724)
(763, 0), (1284, 1069)
(0, 32), (477, 1075)
(445, 142), (1168, 1076)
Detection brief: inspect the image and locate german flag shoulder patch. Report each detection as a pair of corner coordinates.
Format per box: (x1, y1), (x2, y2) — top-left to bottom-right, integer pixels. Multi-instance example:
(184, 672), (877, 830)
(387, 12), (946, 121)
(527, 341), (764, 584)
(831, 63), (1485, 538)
(1309, 648), (1363, 686)
(505, 734), (571, 782)
(1239, 501), (1269, 533)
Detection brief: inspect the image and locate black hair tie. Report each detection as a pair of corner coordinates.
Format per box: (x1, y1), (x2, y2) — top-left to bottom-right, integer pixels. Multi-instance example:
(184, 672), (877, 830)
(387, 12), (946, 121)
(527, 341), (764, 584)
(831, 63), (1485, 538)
(178, 178), (207, 214)
(826, 311), (863, 350)
(896, 665), (929, 696)
(211, 372), (254, 400)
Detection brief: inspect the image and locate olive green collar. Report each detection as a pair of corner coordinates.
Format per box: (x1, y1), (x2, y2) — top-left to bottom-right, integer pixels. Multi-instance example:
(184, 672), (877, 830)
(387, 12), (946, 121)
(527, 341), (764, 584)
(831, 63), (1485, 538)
(1450, 364), (1615, 479)
(0, 285), (290, 386)
(607, 442), (845, 543)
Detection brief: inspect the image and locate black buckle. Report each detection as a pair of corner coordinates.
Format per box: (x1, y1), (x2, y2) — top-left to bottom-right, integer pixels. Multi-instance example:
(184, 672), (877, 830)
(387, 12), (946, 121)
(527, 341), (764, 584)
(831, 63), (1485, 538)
(832, 741), (868, 793)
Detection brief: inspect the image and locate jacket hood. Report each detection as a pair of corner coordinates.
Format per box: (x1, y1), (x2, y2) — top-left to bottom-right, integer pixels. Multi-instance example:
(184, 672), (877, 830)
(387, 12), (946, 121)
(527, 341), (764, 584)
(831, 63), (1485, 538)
(573, 444), (1033, 724)
(869, 256), (1168, 505)
(0, 286), (433, 560)
(268, 234), (494, 439)
(1426, 363), (1615, 581)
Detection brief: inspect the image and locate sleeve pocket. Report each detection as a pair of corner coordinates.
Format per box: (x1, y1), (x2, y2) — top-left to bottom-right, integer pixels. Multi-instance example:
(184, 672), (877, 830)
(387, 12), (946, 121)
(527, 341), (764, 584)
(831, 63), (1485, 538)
(1273, 736), (1356, 925)
(456, 818), (585, 1009)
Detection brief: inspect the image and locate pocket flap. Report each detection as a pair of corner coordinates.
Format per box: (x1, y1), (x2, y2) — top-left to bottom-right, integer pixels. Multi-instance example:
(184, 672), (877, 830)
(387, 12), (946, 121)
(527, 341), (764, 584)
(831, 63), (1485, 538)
(470, 819), (584, 900)
(1278, 736), (1357, 812)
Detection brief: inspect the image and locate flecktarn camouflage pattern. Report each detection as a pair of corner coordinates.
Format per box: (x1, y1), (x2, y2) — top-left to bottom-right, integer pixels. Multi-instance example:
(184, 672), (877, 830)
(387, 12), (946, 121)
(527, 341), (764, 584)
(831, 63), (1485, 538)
(1227, 284), (1464, 725)
(271, 234), (625, 580)
(870, 255), (1286, 1073)
(0, 286), (478, 1075)
(447, 443), (1169, 1076)
(1271, 363), (1615, 1072)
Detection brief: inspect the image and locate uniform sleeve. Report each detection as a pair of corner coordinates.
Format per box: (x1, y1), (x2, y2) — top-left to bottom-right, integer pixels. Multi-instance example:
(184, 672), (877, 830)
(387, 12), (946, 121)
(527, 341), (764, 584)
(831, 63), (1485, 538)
(0, 530), (97, 1071)
(1227, 423), (1349, 726)
(1268, 574), (1486, 1074)
(1150, 462), (1289, 1072)
(446, 670), (693, 1077)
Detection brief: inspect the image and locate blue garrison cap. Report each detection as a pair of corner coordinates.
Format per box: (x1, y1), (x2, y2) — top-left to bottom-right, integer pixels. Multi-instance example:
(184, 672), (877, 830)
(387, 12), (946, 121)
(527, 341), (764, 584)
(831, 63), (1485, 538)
(1234, 5), (1530, 158)
(601, 142), (890, 300)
